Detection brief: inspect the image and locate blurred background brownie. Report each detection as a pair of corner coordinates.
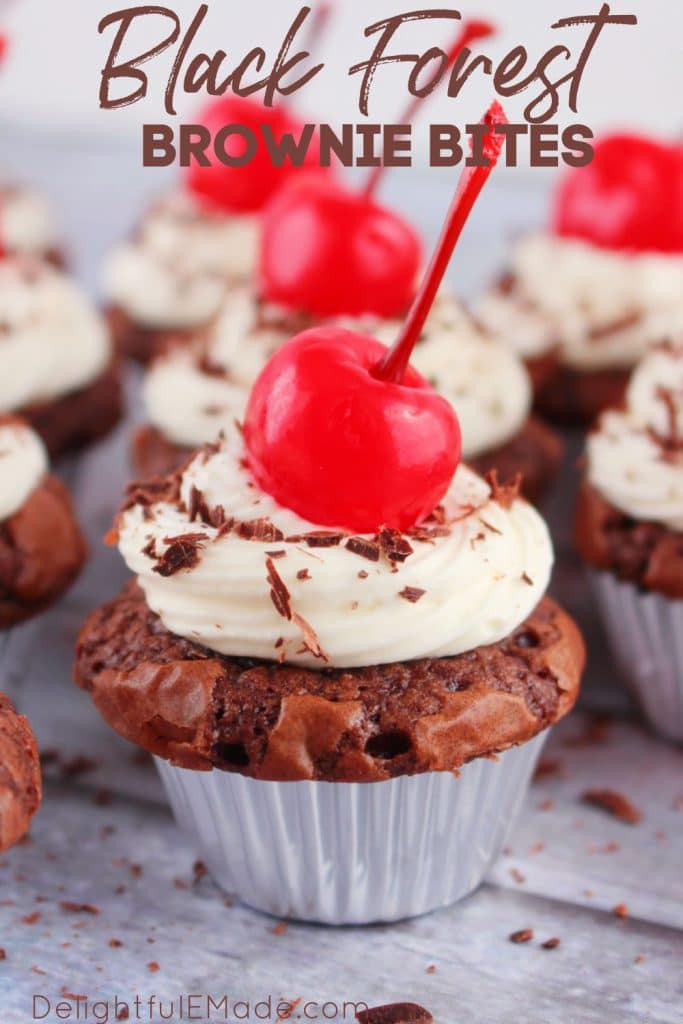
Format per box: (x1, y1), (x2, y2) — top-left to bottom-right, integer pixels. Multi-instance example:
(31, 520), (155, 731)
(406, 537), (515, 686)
(478, 133), (683, 426)
(0, 692), (41, 853)
(0, 256), (123, 458)
(0, 417), (86, 627)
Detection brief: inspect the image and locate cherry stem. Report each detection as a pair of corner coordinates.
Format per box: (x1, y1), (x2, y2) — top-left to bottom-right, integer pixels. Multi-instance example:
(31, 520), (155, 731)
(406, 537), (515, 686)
(304, 2), (333, 54)
(362, 19), (496, 200)
(374, 101), (508, 385)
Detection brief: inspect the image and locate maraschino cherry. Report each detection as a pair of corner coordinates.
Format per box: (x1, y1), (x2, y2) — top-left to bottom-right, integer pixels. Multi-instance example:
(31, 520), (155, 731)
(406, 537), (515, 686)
(245, 102), (508, 533)
(185, 6), (335, 215)
(554, 133), (683, 255)
(186, 96), (326, 215)
(258, 18), (495, 320)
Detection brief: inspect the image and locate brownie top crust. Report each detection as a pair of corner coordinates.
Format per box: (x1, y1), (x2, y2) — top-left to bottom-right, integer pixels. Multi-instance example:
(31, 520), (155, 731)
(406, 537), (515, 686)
(75, 581), (583, 782)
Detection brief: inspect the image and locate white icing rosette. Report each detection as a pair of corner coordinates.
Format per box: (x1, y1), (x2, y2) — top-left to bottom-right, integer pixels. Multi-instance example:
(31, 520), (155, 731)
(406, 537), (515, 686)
(0, 419), (48, 521)
(478, 233), (683, 368)
(0, 258), (110, 413)
(143, 289), (532, 459)
(103, 193), (260, 330)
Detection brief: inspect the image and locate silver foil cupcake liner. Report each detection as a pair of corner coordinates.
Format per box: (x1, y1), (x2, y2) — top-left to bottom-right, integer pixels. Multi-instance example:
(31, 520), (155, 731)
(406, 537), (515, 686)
(156, 733), (546, 925)
(590, 570), (683, 743)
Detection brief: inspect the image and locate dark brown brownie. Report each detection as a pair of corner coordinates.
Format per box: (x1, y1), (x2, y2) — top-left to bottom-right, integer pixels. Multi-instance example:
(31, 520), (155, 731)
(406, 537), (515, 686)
(492, 273), (634, 426)
(0, 475), (87, 627)
(535, 364), (629, 427)
(0, 693), (41, 852)
(575, 479), (683, 598)
(470, 417), (564, 504)
(22, 359), (124, 460)
(106, 306), (203, 366)
(74, 581), (583, 782)
(132, 418), (564, 505)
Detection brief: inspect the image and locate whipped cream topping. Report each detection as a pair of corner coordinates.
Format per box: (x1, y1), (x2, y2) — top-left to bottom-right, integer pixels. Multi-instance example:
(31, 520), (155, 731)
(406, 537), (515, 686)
(478, 233), (683, 369)
(0, 418), (48, 520)
(0, 258), (110, 413)
(587, 343), (683, 530)
(103, 193), (260, 330)
(144, 289), (532, 458)
(118, 436), (553, 670)
(0, 185), (58, 256)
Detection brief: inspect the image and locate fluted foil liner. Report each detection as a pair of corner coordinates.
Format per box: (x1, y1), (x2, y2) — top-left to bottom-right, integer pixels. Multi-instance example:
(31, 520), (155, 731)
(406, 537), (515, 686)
(156, 733), (546, 925)
(590, 570), (683, 743)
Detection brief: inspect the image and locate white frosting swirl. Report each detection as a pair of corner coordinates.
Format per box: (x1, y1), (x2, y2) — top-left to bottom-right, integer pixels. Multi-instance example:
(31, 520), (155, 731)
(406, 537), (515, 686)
(0, 186), (57, 255)
(587, 344), (683, 530)
(478, 233), (683, 369)
(103, 193), (260, 330)
(144, 289), (532, 458)
(118, 437), (553, 669)
(0, 258), (110, 412)
(0, 419), (48, 520)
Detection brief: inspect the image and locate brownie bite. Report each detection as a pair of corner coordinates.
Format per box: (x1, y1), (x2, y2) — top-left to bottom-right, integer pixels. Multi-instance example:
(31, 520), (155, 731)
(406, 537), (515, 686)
(103, 193), (260, 364)
(0, 256), (123, 459)
(0, 417), (87, 627)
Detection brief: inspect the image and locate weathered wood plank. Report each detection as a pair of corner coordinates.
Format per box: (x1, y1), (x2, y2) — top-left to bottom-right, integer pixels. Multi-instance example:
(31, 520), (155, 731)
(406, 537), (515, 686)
(0, 782), (681, 1024)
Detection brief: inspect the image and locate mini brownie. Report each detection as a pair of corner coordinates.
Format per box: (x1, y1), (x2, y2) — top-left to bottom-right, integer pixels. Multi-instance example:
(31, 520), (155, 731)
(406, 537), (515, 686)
(574, 342), (683, 740)
(75, 580), (581, 780)
(103, 193), (260, 365)
(0, 693), (41, 852)
(575, 480), (683, 599)
(134, 288), (563, 502)
(478, 131), (683, 427)
(0, 418), (87, 627)
(575, 341), (683, 597)
(75, 435), (582, 783)
(23, 358), (123, 460)
(0, 257), (123, 459)
(106, 307), (204, 367)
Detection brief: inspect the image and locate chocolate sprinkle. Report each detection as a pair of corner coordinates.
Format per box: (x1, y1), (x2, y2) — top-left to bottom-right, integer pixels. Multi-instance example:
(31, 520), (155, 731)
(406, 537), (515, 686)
(152, 533), (208, 577)
(486, 469), (522, 510)
(237, 519), (284, 543)
(357, 1005), (433, 1024)
(265, 557), (291, 621)
(582, 789), (642, 825)
(399, 587), (426, 604)
(378, 528), (414, 563)
(346, 537), (381, 562)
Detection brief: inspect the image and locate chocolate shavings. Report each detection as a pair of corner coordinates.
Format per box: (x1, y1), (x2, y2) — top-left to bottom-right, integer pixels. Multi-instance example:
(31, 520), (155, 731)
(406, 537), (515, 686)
(151, 533), (208, 577)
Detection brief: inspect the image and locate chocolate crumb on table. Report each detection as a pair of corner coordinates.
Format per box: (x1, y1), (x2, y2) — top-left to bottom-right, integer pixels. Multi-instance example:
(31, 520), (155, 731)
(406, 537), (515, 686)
(509, 928), (534, 944)
(542, 937), (561, 950)
(613, 903), (629, 919)
(357, 1004), (433, 1024)
(581, 789), (643, 824)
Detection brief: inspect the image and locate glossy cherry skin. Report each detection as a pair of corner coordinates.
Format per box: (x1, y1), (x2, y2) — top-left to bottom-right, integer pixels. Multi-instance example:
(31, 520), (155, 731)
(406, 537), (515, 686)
(554, 133), (683, 254)
(186, 96), (324, 215)
(244, 328), (460, 533)
(259, 176), (422, 318)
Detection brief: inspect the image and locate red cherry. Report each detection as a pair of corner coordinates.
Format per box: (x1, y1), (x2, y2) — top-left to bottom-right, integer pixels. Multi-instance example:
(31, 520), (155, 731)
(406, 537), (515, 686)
(185, 96), (325, 215)
(244, 328), (460, 531)
(245, 102), (507, 532)
(554, 133), (683, 255)
(259, 176), (422, 319)
(258, 18), (496, 319)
